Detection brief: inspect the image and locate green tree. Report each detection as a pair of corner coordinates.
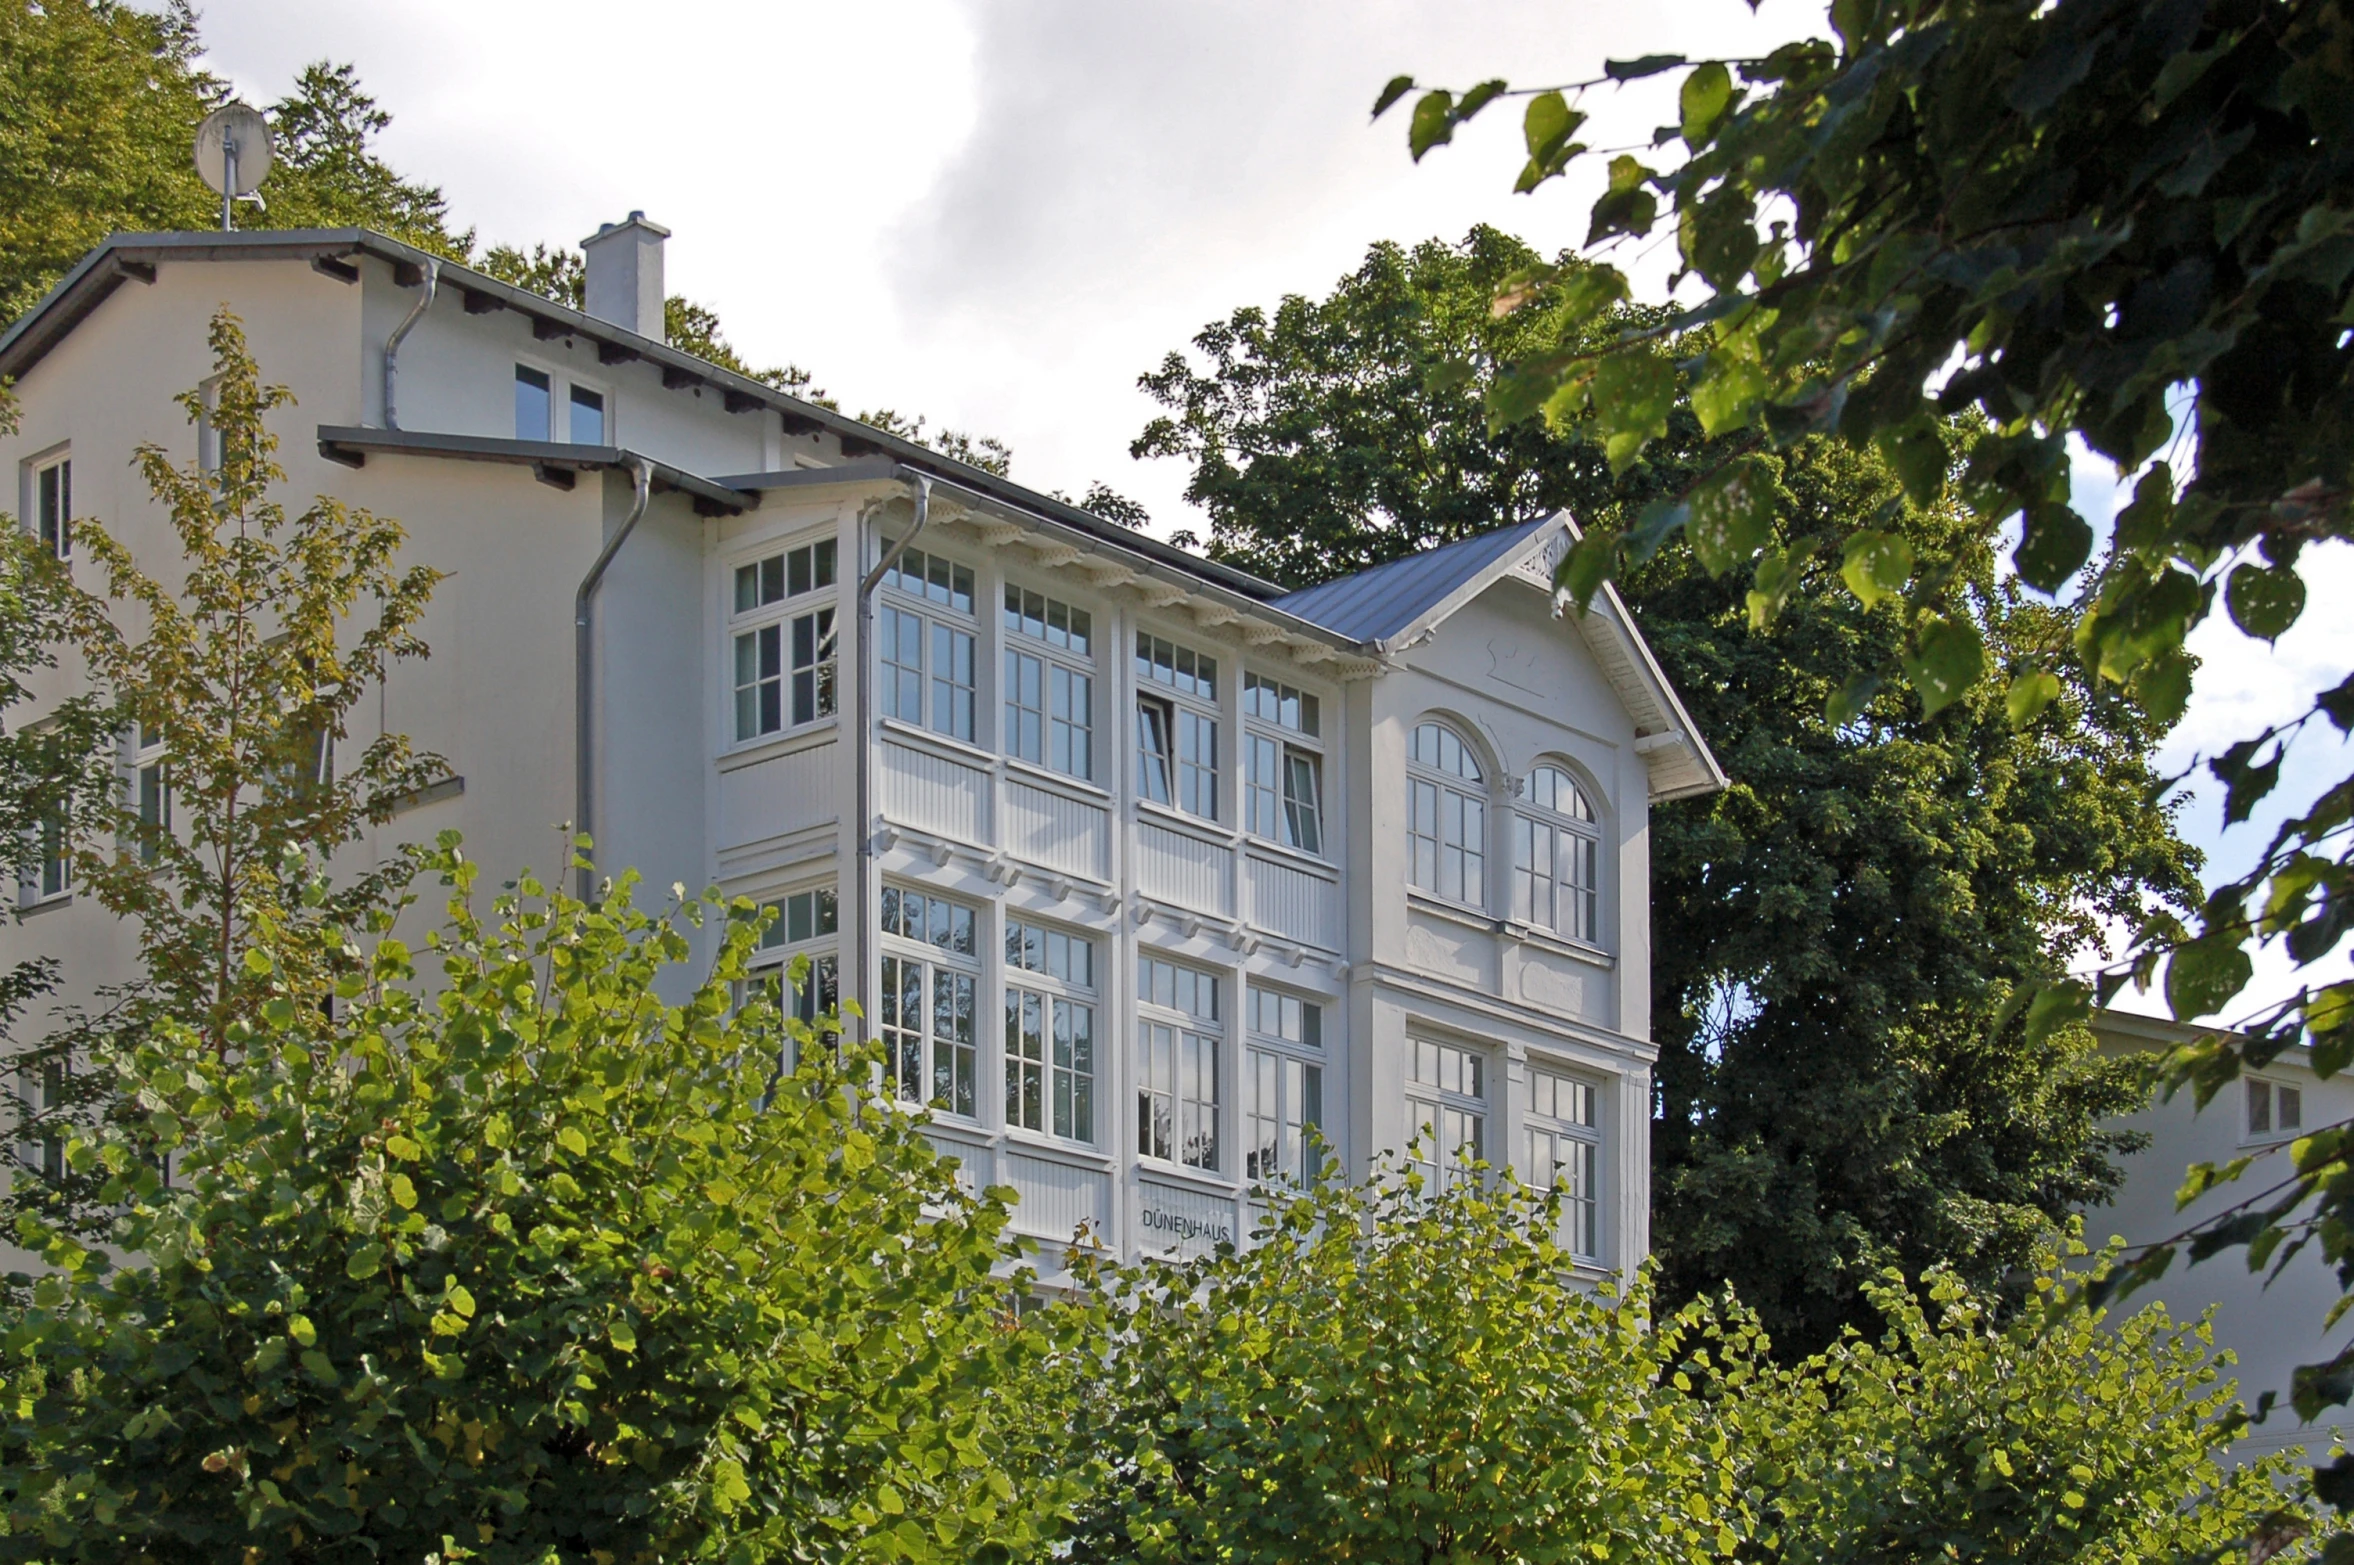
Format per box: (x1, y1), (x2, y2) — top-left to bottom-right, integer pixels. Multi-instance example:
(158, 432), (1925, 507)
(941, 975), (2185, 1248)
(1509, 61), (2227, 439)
(256, 61), (468, 254)
(1065, 1157), (1719, 1565)
(0, 843), (1089, 1562)
(62, 307), (444, 1052)
(1135, 228), (2196, 1351)
(1378, 0), (2354, 1435)
(1717, 1254), (2330, 1565)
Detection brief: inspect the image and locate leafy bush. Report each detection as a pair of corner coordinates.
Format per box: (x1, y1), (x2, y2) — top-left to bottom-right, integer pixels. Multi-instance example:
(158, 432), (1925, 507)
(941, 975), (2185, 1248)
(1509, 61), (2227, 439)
(0, 840), (1086, 1563)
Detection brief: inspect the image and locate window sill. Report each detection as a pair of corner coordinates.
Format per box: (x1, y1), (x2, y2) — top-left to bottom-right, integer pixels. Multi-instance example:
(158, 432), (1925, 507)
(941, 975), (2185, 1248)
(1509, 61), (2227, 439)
(877, 717), (993, 770)
(1002, 755), (1111, 805)
(1133, 1159), (1239, 1197)
(15, 892), (72, 917)
(1501, 921), (1615, 969)
(1406, 891), (1497, 934)
(1241, 836), (1334, 876)
(719, 720), (840, 772)
(1134, 797), (1231, 845)
(1001, 1130), (1113, 1170)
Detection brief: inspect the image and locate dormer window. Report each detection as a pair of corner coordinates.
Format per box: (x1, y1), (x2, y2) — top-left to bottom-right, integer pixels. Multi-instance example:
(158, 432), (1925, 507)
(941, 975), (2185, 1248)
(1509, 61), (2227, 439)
(1408, 721), (1485, 908)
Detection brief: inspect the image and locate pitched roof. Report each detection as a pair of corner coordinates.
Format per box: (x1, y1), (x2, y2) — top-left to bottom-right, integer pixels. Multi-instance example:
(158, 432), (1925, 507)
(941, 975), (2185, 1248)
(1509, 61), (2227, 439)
(1271, 518), (1553, 644)
(1282, 515), (1726, 802)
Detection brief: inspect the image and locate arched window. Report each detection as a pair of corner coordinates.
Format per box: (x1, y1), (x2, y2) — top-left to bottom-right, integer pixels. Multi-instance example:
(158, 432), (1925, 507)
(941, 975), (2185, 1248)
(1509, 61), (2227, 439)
(1512, 762), (1600, 943)
(1408, 721), (1486, 907)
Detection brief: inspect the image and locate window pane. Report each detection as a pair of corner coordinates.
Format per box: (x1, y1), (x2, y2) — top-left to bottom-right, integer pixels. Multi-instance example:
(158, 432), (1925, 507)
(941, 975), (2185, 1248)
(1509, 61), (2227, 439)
(569, 385), (606, 445)
(933, 624), (976, 741)
(515, 365), (552, 441)
(1137, 699), (1174, 804)
(2250, 1080), (2273, 1135)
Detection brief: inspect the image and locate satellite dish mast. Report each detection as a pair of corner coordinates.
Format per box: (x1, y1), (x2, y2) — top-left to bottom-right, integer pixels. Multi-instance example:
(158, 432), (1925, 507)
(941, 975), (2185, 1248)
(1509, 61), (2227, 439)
(194, 103), (273, 232)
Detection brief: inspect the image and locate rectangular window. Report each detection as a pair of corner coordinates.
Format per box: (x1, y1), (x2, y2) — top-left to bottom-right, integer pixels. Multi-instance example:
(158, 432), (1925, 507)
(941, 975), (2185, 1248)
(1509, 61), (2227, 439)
(1526, 1066), (1600, 1258)
(741, 886), (841, 1046)
(1136, 633), (1220, 821)
(1513, 818), (1600, 942)
(515, 365), (552, 441)
(1243, 672), (1318, 736)
(1408, 1038), (1486, 1192)
(931, 621), (976, 742)
(2248, 1078), (2305, 1138)
(1138, 954), (1221, 1170)
(1409, 779), (1485, 906)
(878, 548), (976, 742)
(132, 722), (169, 866)
(1005, 919), (1097, 1144)
(34, 455), (70, 561)
(1245, 986), (1323, 1186)
(1003, 586), (1095, 781)
(879, 887), (978, 1117)
(22, 810), (69, 905)
(731, 539), (838, 744)
(1245, 731), (1323, 855)
(569, 384), (606, 445)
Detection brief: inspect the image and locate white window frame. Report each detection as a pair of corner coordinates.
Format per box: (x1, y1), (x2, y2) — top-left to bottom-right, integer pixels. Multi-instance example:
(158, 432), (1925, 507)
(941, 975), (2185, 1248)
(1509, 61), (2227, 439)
(877, 885), (980, 1119)
(1003, 917), (1099, 1145)
(729, 535), (839, 746)
(876, 545), (978, 744)
(1523, 1063), (1602, 1260)
(17, 811), (69, 910)
(1244, 984), (1324, 1187)
(514, 363), (554, 442)
(2247, 1076), (2306, 1142)
(741, 884), (840, 1036)
(1243, 671), (1324, 857)
(565, 377), (613, 446)
(1137, 953), (1223, 1172)
(1408, 720), (1488, 909)
(129, 721), (170, 866)
(1407, 1037), (1487, 1193)
(28, 448), (70, 562)
(1511, 762), (1602, 946)
(1136, 632), (1220, 822)
(1002, 583), (1097, 782)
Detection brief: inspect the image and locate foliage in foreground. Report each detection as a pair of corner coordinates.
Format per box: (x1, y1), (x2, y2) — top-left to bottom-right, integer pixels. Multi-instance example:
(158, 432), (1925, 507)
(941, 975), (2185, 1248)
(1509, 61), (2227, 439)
(1064, 1155), (2322, 1565)
(1133, 225), (2195, 1353)
(0, 841), (1086, 1564)
(1377, 0), (2354, 1442)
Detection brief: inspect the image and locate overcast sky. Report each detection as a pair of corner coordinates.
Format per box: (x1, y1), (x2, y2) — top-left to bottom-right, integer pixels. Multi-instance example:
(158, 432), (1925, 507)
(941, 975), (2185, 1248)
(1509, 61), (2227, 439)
(189, 0), (2347, 1025)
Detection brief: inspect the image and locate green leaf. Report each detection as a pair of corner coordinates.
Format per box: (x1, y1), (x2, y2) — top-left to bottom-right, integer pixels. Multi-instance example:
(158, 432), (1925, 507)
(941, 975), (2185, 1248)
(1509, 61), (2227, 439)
(1372, 74), (1417, 119)
(609, 1319), (638, 1353)
(1587, 156), (1659, 244)
(1557, 529), (1621, 609)
(1605, 53), (1688, 81)
(2023, 980), (2092, 1046)
(2226, 562), (2306, 641)
(288, 1313), (317, 1347)
(1524, 90), (1577, 160)
(1686, 457), (1777, 574)
(390, 1173), (417, 1210)
(346, 1241), (385, 1281)
(558, 1124), (589, 1158)
(2013, 502), (2093, 594)
(1455, 79), (1508, 123)
(2131, 644), (2194, 728)
(1826, 672), (1882, 726)
(242, 947), (273, 975)
(1874, 418), (1947, 507)
(1840, 530), (1914, 606)
(2006, 670), (2062, 729)
(1408, 90), (1457, 161)
(2167, 936), (2253, 1021)
(1680, 61), (1733, 146)
(1901, 614), (1986, 718)
(300, 1349), (340, 1385)
(1591, 349), (1676, 474)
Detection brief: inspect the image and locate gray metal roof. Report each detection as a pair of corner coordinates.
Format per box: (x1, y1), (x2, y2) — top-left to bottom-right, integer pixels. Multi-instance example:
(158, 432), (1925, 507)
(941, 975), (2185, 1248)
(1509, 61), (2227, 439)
(1272, 517), (1553, 644)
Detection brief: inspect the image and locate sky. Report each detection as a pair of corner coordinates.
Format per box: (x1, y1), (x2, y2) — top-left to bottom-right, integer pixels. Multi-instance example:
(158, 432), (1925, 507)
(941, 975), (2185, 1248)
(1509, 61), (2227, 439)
(189, 0), (2349, 1027)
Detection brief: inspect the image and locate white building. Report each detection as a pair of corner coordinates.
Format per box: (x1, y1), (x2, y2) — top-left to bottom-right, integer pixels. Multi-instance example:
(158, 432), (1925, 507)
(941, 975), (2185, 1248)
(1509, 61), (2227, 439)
(2092, 1009), (2353, 1461)
(0, 219), (1723, 1275)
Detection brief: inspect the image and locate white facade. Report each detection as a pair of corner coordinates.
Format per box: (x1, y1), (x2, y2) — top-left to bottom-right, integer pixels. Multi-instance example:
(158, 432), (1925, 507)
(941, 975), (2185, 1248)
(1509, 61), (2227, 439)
(0, 226), (1722, 1278)
(2092, 1009), (2354, 1462)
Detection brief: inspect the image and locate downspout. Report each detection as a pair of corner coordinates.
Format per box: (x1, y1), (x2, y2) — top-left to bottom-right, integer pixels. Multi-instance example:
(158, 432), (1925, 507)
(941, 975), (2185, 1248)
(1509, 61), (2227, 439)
(574, 457), (655, 901)
(381, 257), (439, 430)
(852, 469), (932, 1037)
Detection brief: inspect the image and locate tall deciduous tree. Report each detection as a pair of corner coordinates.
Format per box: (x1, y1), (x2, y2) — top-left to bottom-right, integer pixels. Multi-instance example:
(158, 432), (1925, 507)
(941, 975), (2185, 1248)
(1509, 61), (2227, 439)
(1377, 0), (2354, 1439)
(0, 846), (1092, 1562)
(63, 308), (444, 1052)
(1135, 229), (2197, 1350)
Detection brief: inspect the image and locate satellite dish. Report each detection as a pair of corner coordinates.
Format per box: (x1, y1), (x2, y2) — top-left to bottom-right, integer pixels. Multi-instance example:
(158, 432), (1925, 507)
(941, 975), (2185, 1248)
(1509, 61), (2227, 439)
(194, 103), (272, 229)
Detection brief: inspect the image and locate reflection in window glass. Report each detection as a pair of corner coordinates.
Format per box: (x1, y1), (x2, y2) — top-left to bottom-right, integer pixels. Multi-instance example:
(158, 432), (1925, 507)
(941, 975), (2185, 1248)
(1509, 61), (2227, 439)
(515, 365), (552, 440)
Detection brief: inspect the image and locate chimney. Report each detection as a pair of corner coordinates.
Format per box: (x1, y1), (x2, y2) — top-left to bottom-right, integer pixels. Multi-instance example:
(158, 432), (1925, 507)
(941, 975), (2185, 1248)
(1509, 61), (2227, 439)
(580, 210), (669, 341)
